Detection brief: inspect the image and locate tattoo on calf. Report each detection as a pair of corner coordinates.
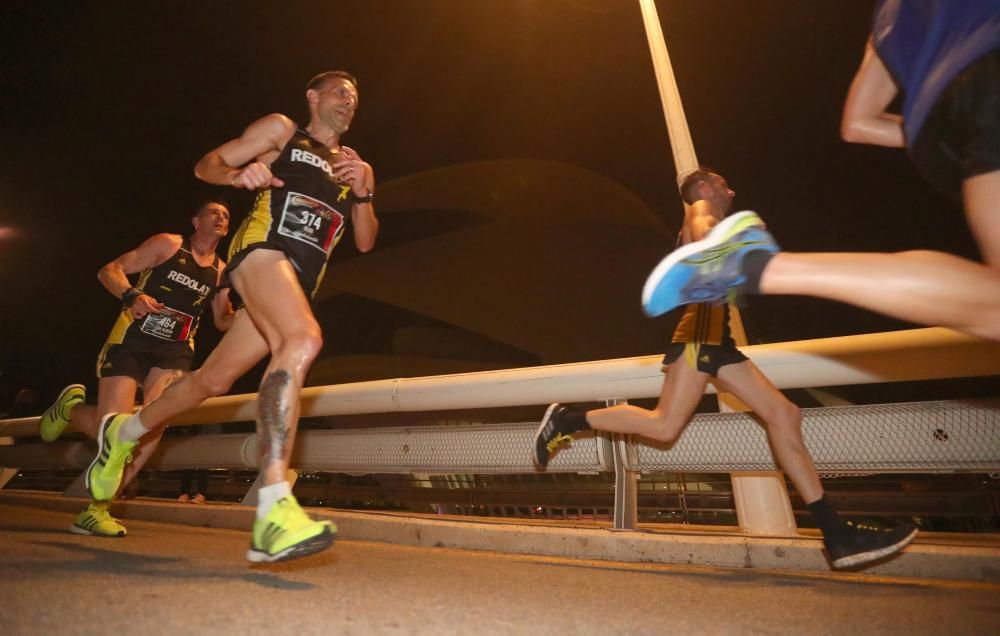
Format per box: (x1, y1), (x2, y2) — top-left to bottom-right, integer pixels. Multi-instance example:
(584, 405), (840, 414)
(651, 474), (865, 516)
(258, 369), (292, 465)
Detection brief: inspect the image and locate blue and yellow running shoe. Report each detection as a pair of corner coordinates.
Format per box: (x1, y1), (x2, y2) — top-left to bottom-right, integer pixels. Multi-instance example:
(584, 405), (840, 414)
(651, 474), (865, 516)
(85, 413), (137, 502)
(39, 384), (85, 442)
(70, 501), (127, 537)
(642, 211), (779, 317)
(246, 496), (336, 563)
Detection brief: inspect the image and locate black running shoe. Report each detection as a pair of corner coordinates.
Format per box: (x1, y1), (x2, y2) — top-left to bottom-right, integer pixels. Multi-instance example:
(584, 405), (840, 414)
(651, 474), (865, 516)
(825, 521), (918, 569)
(533, 403), (577, 468)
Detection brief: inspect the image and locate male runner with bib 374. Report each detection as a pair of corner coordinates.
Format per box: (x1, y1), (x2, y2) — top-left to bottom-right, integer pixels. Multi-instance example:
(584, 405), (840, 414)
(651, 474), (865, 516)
(81, 70), (378, 563)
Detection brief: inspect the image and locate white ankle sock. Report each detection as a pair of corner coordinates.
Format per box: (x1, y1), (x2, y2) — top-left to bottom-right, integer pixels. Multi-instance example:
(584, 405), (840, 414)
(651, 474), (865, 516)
(117, 413), (149, 442)
(256, 481), (292, 519)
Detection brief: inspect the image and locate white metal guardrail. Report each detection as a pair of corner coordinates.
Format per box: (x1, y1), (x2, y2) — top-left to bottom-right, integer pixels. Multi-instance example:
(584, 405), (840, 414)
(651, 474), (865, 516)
(1, 327), (998, 530)
(3, 399), (998, 475)
(1, 327), (999, 438)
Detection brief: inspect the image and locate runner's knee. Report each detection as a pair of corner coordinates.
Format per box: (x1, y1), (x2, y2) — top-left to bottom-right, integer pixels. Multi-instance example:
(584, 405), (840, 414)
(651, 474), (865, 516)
(767, 401), (802, 430)
(764, 402), (804, 447)
(649, 413), (686, 443)
(271, 327), (323, 368)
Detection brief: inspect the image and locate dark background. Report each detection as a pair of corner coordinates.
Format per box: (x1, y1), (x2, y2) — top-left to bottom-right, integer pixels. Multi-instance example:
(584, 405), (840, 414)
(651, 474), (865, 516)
(0, 0), (981, 411)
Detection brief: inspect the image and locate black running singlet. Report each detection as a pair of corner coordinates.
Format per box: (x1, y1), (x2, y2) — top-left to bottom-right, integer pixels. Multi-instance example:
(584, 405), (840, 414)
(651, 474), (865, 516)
(227, 127), (354, 298)
(104, 238), (221, 349)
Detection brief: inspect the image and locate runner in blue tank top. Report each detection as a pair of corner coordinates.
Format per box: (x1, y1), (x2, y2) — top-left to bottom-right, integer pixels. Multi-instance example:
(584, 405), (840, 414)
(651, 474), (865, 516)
(641, 0), (1000, 344)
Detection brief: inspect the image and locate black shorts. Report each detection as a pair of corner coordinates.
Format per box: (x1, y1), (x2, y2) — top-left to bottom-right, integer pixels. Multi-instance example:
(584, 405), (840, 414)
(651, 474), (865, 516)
(910, 49), (1000, 200)
(97, 340), (193, 383)
(223, 243), (320, 310)
(662, 342), (748, 378)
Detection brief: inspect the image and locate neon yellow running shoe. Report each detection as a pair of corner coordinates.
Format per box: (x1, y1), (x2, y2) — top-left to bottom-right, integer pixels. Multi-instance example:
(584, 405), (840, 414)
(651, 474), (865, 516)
(85, 413), (138, 501)
(246, 496), (336, 563)
(39, 384), (85, 442)
(70, 501), (126, 537)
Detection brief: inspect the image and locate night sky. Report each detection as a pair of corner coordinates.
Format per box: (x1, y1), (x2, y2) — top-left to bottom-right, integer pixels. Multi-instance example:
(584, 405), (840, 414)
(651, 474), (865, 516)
(0, 0), (979, 409)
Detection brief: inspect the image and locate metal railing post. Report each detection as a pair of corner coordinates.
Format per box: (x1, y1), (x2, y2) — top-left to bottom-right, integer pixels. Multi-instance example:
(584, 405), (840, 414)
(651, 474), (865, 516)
(606, 398), (638, 531)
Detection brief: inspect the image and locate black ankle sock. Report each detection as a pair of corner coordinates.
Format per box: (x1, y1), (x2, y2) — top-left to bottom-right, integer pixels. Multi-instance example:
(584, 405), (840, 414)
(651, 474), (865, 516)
(742, 250), (775, 295)
(560, 407), (592, 433)
(807, 495), (848, 541)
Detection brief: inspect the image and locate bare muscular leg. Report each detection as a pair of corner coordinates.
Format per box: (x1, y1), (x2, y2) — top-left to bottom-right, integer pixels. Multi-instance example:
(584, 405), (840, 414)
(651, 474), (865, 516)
(759, 170), (1000, 341)
(129, 308), (270, 432)
(715, 361), (822, 503)
(227, 250), (323, 486)
(585, 360), (709, 443)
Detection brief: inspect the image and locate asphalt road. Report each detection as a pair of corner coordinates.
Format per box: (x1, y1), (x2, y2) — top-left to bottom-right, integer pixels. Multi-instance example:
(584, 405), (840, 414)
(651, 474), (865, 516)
(1, 503), (997, 635)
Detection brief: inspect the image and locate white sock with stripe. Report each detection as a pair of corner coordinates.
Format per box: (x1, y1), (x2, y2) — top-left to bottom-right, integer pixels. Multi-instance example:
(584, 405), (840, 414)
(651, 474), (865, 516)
(116, 413), (150, 442)
(256, 481), (292, 519)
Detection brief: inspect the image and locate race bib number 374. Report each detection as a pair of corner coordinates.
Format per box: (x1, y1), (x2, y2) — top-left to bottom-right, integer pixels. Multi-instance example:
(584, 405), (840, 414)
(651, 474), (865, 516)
(277, 191), (345, 255)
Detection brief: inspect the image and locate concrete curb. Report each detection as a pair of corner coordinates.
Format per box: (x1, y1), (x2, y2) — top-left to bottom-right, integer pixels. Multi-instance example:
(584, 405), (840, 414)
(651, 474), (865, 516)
(3, 490), (998, 583)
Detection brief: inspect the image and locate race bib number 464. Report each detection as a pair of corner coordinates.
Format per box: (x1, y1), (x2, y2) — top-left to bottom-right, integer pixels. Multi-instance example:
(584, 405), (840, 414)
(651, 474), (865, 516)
(140, 306), (194, 342)
(278, 191), (345, 255)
